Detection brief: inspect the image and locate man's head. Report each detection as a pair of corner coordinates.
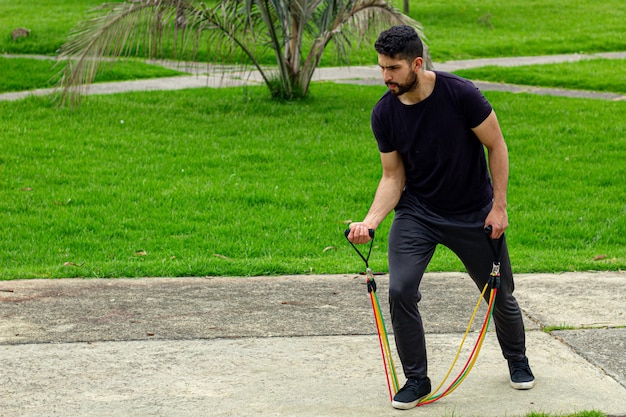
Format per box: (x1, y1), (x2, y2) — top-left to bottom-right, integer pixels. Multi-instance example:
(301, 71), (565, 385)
(374, 25), (424, 63)
(375, 25), (424, 97)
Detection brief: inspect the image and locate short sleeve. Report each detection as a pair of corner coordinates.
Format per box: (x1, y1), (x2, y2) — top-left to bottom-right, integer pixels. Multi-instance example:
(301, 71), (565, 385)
(461, 81), (493, 128)
(371, 95), (396, 153)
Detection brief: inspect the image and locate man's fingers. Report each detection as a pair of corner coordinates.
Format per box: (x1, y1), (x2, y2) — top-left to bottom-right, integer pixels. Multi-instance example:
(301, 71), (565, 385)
(487, 225), (505, 239)
(349, 226), (370, 244)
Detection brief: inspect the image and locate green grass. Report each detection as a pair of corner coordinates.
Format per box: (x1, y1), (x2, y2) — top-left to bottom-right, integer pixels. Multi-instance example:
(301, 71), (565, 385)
(0, 0), (120, 55)
(526, 412), (604, 417)
(0, 56), (185, 93)
(410, 0), (626, 61)
(453, 59), (626, 94)
(542, 324), (578, 332)
(0, 84), (377, 279)
(1, 83), (624, 279)
(1, 2), (625, 281)
(500, 91), (626, 271)
(2, 0), (625, 62)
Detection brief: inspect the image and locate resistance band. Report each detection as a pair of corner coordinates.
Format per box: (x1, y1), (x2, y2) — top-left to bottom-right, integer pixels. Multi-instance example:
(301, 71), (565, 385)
(344, 229), (399, 401)
(418, 227), (503, 406)
(418, 281), (497, 405)
(366, 266), (400, 400)
(345, 226), (503, 406)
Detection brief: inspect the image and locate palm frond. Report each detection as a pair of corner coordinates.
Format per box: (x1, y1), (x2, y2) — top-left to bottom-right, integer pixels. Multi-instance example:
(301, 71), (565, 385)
(54, 0), (428, 103)
(55, 0), (211, 106)
(298, 0), (429, 95)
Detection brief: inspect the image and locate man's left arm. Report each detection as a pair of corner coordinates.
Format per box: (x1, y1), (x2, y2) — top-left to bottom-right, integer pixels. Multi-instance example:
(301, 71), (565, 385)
(472, 110), (509, 239)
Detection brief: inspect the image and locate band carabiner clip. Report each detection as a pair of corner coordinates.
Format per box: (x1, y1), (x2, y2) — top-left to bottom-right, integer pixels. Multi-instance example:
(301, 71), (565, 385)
(484, 226), (503, 290)
(489, 261), (501, 289)
(366, 267), (377, 293)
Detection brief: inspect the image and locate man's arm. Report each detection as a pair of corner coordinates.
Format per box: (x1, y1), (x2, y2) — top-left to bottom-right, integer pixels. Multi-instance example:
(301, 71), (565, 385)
(348, 151), (405, 244)
(472, 110), (509, 239)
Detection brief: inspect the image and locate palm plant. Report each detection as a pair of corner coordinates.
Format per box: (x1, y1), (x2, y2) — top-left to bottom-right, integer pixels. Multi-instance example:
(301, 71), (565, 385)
(55, 0), (428, 104)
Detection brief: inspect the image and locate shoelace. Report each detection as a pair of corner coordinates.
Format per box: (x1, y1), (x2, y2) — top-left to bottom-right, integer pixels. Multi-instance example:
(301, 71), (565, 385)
(510, 362), (532, 379)
(400, 379), (428, 394)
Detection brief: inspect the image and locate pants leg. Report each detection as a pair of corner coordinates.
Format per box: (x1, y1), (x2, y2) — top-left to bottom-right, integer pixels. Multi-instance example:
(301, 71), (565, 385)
(388, 208), (438, 379)
(387, 194), (528, 381)
(441, 220), (527, 362)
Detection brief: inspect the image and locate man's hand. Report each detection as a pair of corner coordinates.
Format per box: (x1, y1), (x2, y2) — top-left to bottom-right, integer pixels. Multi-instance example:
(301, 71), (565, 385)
(484, 206), (508, 239)
(347, 222), (374, 244)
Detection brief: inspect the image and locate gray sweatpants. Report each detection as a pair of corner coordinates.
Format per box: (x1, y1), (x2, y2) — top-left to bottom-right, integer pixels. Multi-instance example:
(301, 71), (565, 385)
(388, 192), (527, 380)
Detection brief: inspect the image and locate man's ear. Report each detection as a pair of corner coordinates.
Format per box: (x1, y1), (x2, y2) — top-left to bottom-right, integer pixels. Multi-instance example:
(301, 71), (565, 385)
(412, 56), (424, 72)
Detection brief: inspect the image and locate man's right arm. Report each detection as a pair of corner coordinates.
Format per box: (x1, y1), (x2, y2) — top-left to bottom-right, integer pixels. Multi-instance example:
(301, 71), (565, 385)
(348, 151), (405, 244)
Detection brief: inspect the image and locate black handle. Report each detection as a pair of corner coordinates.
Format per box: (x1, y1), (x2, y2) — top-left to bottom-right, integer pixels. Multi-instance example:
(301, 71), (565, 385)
(344, 228), (376, 269)
(344, 228), (375, 238)
(483, 224), (503, 263)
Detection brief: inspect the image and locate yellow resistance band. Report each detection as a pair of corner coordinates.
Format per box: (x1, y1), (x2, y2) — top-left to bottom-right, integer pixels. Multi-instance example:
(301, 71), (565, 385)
(368, 276), (496, 406)
(418, 283), (497, 405)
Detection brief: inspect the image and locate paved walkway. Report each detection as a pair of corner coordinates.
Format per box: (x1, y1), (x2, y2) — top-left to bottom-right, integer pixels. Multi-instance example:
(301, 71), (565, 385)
(1, 272), (625, 417)
(1, 52), (626, 101)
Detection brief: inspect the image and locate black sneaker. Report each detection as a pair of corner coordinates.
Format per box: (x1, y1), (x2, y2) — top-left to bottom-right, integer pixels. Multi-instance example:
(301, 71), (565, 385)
(391, 377), (431, 410)
(508, 357), (535, 390)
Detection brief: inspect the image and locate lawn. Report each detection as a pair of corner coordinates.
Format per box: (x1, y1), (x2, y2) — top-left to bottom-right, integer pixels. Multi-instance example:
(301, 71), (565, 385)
(453, 59), (626, 94)
(1, 83), (624, 279)
(0, 0), (118, 55)
(0, 0), (624, 281)
(2, 0), (624, 62)
(0, 56), (185, 93)
(411, 0), (626, 61)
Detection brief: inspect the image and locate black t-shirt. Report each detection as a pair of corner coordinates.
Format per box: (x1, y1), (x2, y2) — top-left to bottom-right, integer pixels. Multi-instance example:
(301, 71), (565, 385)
(371, 71), (494, 214)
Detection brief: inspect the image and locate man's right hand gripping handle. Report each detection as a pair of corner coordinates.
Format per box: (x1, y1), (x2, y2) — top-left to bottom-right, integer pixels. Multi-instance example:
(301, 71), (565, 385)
(345, 224), (375, 244)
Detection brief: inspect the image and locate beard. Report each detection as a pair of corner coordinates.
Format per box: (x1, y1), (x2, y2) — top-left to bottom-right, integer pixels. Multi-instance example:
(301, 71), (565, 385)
(387, 71), (418, 96)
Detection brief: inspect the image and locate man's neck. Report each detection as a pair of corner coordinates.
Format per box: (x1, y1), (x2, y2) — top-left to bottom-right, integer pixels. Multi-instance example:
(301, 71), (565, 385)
(398, 70), (436, 105)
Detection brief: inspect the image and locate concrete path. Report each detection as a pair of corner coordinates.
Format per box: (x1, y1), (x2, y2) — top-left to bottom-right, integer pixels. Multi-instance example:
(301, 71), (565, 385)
(1, 272), (625, 417)
(1, 52), (626, 101)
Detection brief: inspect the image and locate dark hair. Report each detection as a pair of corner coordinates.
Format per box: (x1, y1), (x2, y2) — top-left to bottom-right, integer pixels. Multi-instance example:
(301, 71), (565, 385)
(374, 25), (424, 62)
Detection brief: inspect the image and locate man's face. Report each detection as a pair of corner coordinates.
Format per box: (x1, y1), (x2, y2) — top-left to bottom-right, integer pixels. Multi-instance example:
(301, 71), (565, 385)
(378, 54), (418, 96)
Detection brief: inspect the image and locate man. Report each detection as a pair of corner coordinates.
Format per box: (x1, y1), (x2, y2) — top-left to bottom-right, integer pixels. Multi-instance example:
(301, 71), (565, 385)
(347, 25), (535, 410)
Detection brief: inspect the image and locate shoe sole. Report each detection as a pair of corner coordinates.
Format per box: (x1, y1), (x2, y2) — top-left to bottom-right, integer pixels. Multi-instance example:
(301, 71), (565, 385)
(391, 394), (429, 410)
(510, 379), (535, 390)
